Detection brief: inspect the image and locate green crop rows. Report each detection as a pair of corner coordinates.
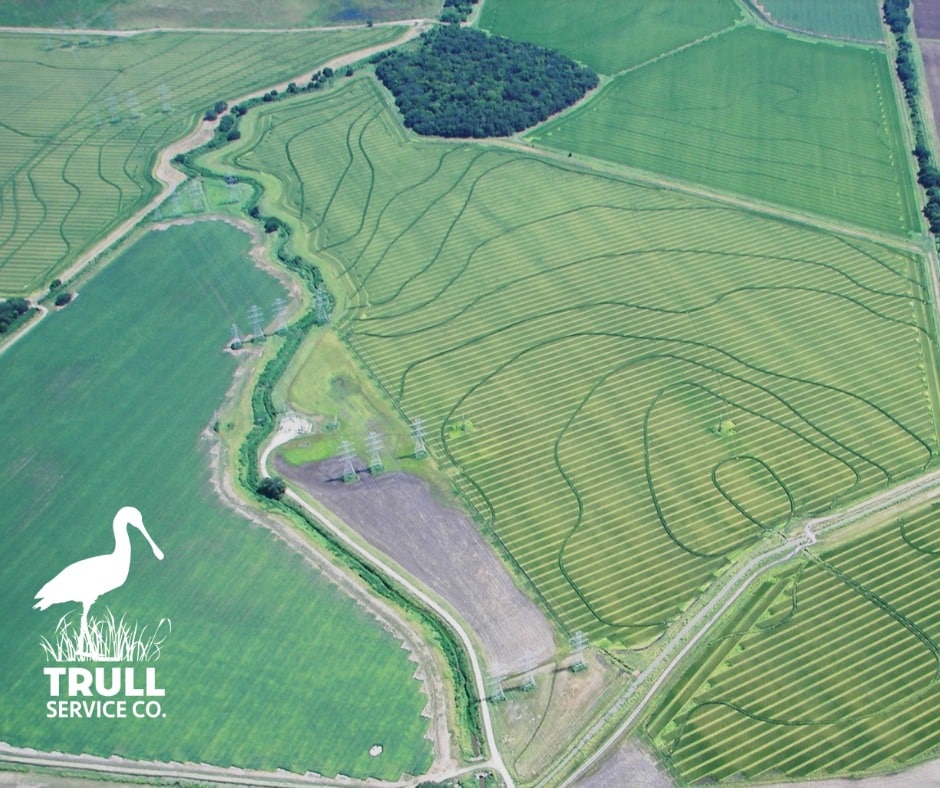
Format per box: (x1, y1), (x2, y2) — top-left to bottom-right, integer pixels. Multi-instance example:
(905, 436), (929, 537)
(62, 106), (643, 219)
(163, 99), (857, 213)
(205, 77), (940, 650)
(479, 0), (741, 73)
(0, 221), (432, 779)
(753, 0), (885, 41)
(0, 0), (439, 29)
(649, 504), (940, 781)
(532, 25), (919, 236)
(0, 26), (400, 295)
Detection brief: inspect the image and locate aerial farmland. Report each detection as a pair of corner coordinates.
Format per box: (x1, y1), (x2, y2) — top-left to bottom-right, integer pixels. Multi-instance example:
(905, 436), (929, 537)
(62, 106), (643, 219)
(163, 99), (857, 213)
(2, 1), (940, 787)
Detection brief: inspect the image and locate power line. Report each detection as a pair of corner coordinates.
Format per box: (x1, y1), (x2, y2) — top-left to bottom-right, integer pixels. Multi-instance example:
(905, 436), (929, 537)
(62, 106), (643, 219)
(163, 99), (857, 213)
(272, 297), (287, 333)
(570, 631), (588, 672)
(487, 672), (506, 703)
(314, 288), (330, 325)
(339, 440), (359, 483)
(247, 304), (264, 341)
(412, 417), (427, 459)
(366, 432), (384, 475)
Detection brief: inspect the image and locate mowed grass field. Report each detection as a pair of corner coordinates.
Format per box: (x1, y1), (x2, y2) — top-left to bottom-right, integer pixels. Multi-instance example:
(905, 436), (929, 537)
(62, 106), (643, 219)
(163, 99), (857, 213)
(648, 503), (940, 781)
(0, 221), (432, 780)
(0, 26), (401, 295)
(205, 77), (940, 650)
(479, 0), (741, 74)
(0, 0), (439, 28)
(753, 0), (885, 41)
(532, 25), (919, 236)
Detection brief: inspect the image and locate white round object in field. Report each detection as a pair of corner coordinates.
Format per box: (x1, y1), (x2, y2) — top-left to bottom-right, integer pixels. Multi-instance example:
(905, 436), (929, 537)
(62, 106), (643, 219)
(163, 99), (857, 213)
(369, 744), (383, 757)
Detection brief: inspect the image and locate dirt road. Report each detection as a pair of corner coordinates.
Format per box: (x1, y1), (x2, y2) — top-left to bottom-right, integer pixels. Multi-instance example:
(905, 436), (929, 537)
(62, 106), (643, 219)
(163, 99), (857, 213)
(549, 469), (940, 787)
(6, 20), (428, 309)
(259, 431), (515, 788)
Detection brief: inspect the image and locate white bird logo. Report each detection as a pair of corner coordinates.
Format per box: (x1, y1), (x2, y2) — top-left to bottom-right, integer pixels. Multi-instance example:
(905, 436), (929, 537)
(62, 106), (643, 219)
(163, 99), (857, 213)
(34, 506), (164, 657)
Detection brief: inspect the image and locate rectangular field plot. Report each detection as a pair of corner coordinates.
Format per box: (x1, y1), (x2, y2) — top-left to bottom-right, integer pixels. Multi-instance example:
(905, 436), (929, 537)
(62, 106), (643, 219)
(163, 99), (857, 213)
(0, 0), (440, 29)
(0, 26), (402, 294)
(648, 506), (940, 781)
(206, 78), (940, 650)
(532, 25), (919, 236)
(754, 0), (884, 41)
(479, 0), (741, 73)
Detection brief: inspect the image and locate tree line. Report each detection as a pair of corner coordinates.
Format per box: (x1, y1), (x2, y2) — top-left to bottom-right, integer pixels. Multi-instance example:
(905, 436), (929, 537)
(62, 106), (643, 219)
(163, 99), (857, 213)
(374, 25), (598, 138)
(0, 298), (32, 334)
(884, 0), (940, 235)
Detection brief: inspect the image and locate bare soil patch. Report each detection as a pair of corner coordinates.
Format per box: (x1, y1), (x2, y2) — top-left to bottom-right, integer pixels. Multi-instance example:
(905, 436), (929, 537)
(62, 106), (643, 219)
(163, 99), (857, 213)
(496, 652), (627, 782)
(276, 456), (556, 672)
(577, 737), (672, 787)
(919, 39), (940, 139)
(916, 1), (940, 39)
(766, 758), (940, 788)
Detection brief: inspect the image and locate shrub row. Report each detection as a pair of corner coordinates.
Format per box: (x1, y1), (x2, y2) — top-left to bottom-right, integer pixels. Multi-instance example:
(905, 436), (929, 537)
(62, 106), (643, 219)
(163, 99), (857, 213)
(0, 297), (33, 334)
(192, 177), (485, 757)
(885, 0), (940, 235)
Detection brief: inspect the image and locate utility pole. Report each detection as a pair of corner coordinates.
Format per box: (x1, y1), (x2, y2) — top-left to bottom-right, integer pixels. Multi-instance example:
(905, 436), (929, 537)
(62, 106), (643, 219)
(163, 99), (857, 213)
(247, 304), (264, 341)
(366, 432), (385, 475)
(412, 417), (427, 459)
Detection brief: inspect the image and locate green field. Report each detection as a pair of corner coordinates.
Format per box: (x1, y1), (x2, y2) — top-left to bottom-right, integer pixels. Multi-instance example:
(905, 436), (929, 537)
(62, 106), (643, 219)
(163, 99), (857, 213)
(532, 25), (919, 236)
(0, 221), (432, 779)
(752, 0), (885, 41)
(648, 504), (940, 781)
(200, 76), (940, 653)
(0, 26), (401, 295)
(0, 0), (439, 28)
(479, 0), (741, 74)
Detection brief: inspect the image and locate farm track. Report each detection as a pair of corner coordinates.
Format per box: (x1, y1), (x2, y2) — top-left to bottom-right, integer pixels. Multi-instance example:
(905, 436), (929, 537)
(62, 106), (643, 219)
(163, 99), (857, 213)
(0, 21), (428, 318)
(257, 432), (515, 788)
(236, 77), (940, 782)
(0, 20), (427, 37)
(552, 468), (940, 787)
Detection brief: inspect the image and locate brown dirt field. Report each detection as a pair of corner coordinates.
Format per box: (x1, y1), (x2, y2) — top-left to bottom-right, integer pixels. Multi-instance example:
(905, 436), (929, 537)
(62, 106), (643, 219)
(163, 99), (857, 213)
(919, 39), (940, 139)
(576, 737), (673, 788)
(765, 759), (940, 788)
(915, 0), (940, 39)
(276, 456), (557, 673)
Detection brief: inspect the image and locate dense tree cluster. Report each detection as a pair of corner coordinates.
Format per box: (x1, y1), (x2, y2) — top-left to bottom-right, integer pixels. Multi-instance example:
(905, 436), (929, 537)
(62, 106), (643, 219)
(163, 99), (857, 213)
(441, 0), (479, 24)
(884, 0), (910, 34)
(0, 298), (31, 334)
(374, 25), (598, 138)
(883, 0), (940, 234)
(257, 476), (286, 500)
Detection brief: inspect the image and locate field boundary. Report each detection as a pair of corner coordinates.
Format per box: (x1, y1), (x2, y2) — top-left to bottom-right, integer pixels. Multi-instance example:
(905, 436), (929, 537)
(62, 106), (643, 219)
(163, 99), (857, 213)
(740, 0), (886, 46)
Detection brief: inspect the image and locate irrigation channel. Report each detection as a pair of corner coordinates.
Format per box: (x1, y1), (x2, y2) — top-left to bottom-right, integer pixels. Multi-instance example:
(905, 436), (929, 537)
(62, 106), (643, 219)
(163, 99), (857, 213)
(544, 468), (940, 787)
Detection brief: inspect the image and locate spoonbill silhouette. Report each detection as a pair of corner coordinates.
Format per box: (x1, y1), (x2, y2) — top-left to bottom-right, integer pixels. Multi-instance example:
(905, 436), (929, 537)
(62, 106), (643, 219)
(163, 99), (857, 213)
(34, 506), (164, 657)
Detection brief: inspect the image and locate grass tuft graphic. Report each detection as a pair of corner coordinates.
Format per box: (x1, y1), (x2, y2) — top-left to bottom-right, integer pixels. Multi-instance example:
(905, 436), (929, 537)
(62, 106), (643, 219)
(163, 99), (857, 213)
(39, 608), (171, 662)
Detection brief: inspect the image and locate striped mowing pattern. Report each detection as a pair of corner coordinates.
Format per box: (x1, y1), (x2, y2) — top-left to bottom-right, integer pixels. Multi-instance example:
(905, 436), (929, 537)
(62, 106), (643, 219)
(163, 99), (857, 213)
(211, 78), (940, 652)
(652, 508), (940, 781)
(0, 26), (402, 294)
(534, 26), (919, 236)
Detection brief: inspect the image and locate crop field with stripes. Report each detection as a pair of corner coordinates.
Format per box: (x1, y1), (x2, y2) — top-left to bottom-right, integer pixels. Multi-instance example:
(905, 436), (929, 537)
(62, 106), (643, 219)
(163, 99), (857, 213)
(0, 26), (400, 295)
(531, 25), (919, 237)
(647, 503), (940, 781)
(752, 0), (885, 41)
(0, 221), (433, 779)
(479, 0), (742, 73)
(208, 77), (940, 650)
